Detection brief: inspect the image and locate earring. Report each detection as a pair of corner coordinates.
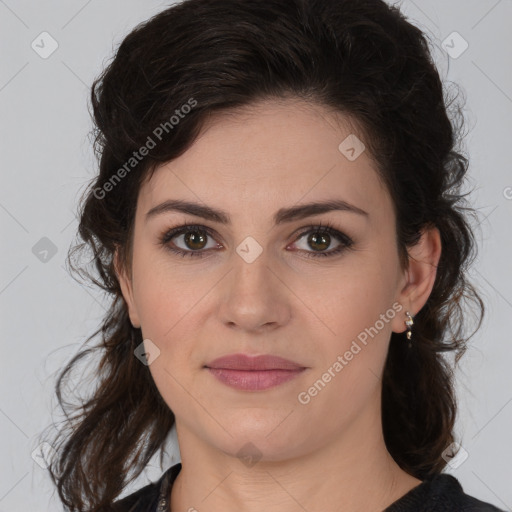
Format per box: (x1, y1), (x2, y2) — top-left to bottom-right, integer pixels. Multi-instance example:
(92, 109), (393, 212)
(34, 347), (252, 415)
(404, 311), (414, 346)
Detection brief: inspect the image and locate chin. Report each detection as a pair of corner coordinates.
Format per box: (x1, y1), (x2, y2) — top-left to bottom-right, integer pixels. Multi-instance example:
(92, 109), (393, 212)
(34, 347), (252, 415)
(213, 426), (304, 464)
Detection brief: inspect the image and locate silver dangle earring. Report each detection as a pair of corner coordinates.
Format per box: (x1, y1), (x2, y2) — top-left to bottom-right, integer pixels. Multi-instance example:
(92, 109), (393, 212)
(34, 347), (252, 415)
(405, 311), (414, 347)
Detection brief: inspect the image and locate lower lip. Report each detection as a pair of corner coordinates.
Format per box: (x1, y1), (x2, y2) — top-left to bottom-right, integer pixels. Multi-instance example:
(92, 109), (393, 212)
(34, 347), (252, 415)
(206, 368), (306, 391)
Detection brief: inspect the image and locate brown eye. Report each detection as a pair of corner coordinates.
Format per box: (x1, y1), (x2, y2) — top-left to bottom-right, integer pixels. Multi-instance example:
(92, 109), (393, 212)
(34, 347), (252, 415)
(306, 232), (331, 252)
(183, 229), (208, 250)
(292, 223), (354, 258)
(160, 225), (220, 258)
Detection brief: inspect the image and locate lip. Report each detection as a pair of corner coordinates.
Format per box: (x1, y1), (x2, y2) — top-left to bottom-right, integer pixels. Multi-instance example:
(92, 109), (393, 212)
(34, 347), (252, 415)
(206, 368), (306, 391)
(204, 353), (307, 391)
(205, 353), (305, 371)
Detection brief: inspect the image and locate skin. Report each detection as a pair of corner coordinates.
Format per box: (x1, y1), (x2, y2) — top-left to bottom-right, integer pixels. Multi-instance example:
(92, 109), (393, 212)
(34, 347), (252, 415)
(115, 98), (442, 512)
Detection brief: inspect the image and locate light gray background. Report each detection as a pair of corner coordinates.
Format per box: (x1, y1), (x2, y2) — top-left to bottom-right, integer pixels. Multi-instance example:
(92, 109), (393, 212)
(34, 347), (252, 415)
(1, 1), (511, 510)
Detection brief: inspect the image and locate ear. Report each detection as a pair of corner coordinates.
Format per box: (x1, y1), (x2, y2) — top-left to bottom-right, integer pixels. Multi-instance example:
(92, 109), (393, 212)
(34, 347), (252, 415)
(392, 225), (442, 334)
(114, 245), (141, 329)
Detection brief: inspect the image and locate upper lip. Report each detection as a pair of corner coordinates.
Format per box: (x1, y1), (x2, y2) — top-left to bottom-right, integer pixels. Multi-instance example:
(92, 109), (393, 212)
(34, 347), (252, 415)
(205, 353), (306, 371)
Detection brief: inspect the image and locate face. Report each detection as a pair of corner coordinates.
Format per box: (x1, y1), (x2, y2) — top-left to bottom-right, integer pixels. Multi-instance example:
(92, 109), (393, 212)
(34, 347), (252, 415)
(117, 98), (420, 462)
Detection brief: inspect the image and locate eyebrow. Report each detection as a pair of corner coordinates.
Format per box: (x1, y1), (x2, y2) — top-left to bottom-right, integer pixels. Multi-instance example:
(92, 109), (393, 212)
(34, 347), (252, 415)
(146, 198), (370, 226)
(145, 198), (368, 225)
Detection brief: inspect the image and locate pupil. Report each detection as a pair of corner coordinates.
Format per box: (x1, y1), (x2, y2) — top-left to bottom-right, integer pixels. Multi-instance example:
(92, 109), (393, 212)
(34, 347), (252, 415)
(309, 232), (329, 251)
(185, 230), (206, 250)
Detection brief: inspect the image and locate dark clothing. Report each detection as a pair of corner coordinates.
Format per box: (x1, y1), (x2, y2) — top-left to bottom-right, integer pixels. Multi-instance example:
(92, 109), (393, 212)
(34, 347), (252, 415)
(383, 473), (505, 511)
(112, 462), (505, 511)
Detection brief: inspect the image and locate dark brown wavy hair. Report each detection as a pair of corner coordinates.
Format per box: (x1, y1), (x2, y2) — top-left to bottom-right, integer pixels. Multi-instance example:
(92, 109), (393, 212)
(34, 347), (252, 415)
(37, 0), (485, 510)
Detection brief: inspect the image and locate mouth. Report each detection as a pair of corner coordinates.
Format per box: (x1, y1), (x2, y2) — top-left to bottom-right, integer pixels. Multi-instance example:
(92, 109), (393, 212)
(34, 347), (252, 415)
(204, 353), (308, 391)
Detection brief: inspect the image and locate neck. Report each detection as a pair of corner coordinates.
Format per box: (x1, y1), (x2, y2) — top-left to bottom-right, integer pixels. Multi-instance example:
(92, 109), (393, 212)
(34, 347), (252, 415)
(169, 391), (422, 512)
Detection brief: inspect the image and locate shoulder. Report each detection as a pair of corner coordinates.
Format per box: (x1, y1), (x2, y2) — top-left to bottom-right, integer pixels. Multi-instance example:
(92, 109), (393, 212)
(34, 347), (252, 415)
(110, 478), (161, 512)
(429, 473), (505, 511)
(110, 463), (182, 512)
(386, 473), (506, 511)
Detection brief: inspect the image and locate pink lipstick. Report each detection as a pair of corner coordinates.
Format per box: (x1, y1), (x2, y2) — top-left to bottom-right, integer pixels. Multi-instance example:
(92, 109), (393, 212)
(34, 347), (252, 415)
(205, 353), (307, 391)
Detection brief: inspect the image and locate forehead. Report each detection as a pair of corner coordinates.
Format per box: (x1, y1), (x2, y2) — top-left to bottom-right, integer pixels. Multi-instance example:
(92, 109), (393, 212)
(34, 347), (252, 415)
(137, 99), (392, 228)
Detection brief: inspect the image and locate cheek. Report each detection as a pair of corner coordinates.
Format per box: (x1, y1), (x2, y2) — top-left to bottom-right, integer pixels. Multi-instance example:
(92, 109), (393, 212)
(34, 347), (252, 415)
(131, 247), (199, 337)
(301, 265), (398, 399)
(295, 285), (396, 433)
(300, 261), (396, 342)
(130, 260), (214, 380)
(135, 287), (199, 372)
(133, 277), (202, 414)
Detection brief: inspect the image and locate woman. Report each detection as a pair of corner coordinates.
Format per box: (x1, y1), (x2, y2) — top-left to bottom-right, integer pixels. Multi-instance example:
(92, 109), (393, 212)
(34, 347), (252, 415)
(38, 0), (505, 510)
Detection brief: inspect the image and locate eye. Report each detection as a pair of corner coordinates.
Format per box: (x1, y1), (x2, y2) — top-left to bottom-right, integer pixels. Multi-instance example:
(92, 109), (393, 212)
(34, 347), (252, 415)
(159, 224), (221, 258)
(158, 221), (354, 259)
(290, 221), (354, 258)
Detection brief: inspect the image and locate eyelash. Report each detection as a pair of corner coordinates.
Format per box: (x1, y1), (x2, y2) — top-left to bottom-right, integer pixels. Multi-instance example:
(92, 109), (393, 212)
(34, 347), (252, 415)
(158, 221), (354, 259)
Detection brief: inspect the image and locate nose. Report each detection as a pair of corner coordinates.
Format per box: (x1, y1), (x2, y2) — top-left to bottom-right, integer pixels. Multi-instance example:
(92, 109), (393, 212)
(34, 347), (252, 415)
(216, 248), (292, 334)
